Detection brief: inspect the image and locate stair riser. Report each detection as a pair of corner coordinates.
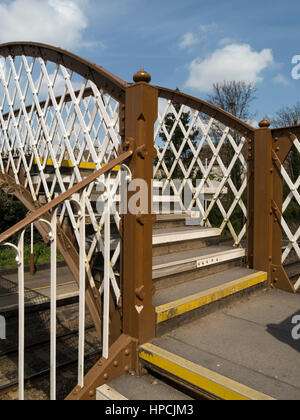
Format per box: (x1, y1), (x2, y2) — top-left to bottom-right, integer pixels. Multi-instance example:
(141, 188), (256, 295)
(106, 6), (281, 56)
(153, 237), (220, 257)
(156, 281), (267, 336)
(153, 259), (244, 290)
(154, 220), (188, 230)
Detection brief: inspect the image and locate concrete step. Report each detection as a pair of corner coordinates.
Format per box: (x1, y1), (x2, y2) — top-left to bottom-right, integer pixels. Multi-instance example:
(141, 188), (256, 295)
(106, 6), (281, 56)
(154, 214), (192, 230)
(86, 225), (221, 256)
(96, 372), (194, 401)
(153, 245), (245, 290)
(139, 343), (274, 401)
(153, 267), (267, 335)
(140, 289), (300, 400)
(153, 226), (221, 256)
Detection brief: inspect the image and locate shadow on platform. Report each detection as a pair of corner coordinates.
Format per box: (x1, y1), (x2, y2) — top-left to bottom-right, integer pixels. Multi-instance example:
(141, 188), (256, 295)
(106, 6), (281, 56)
(267, 311), (300, 353)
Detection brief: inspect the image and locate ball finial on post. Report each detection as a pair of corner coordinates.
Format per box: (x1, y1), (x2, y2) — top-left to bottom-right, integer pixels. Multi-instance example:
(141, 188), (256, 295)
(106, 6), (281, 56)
(259, 118), (271, 128)
(133, 68), (151, 83)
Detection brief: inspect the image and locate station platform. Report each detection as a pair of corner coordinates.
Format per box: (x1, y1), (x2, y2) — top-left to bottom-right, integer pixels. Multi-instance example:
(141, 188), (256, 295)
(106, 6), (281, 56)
(138, 288), (300, 400)
(0, 266), (77, 313)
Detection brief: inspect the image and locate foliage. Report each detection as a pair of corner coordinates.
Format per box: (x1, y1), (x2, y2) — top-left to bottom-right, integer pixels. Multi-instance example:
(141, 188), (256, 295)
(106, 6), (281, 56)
(0, 191), (27, 233)
(158, 92), (200, 180)
(0, 244), (64, 269)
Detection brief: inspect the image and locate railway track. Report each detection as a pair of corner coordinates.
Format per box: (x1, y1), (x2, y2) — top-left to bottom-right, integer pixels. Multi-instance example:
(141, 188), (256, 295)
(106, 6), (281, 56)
(0, 326), (100, 400)
(284, 260), (300, 285)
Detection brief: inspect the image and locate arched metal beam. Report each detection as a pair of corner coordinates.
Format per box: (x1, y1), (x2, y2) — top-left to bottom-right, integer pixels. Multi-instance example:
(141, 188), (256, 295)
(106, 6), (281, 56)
(157, 86), (256, 140)
(0, 41), (128, 103)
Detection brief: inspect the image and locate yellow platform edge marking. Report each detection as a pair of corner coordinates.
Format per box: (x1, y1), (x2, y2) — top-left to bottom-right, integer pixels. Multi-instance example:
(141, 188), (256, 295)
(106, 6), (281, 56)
(140, 343), (275, 401)
(156, 272), (267, 324)
(33, 157), (120, 171)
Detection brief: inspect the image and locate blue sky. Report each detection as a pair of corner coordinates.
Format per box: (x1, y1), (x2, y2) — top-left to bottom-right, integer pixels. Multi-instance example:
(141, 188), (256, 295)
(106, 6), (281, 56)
(0, 0), (300, 123)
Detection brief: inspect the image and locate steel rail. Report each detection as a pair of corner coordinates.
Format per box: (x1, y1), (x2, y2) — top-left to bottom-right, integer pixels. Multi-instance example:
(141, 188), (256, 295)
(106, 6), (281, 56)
(0, 149), (133, 244)
(0, 350), (101, 397)
(156, 85), (256, 140)
(0, 41), (128, 103)
(0, 325), (95, 358)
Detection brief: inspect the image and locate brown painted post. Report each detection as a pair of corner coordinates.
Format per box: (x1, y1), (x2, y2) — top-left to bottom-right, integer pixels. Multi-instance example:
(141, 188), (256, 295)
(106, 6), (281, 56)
(271, 135), (296, 293)
(250, 120), (296, 292)
(252, 119), (273, 283)
(246, 136), (254, 269)
(122, 69), (157, 345)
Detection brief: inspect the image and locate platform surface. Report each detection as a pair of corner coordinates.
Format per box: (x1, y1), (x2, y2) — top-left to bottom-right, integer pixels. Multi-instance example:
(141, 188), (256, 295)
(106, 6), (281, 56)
(107, 373), (194, 401)
(0, 266), (77, 312)
(151, 289), (300, 400)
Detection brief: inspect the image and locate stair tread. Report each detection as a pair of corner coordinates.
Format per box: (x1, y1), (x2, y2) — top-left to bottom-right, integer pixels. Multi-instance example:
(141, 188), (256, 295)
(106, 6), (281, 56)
(153, 226), (220, 245)
(100, 372), (193, 401)
(153, 267), (261, 307)
(143, 289), (300, 400)
(156, 214), (191, 221)
(154, 226), (217, 235)
(153, 245), (245, 268)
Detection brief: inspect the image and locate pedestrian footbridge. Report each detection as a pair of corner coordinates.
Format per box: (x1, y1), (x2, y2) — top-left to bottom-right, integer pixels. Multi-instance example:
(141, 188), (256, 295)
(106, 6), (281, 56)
(0, 42), (299, 400)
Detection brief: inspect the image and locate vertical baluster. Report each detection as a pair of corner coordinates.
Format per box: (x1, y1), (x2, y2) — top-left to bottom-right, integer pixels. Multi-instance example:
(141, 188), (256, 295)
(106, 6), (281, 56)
(3, 235), (26, 400)
(103, 180), (110, 359)
(18, 230), (25, 401)
(30, 223), (35, 276)
(50, 210), (57, 400)
(78, 190), (86, 387)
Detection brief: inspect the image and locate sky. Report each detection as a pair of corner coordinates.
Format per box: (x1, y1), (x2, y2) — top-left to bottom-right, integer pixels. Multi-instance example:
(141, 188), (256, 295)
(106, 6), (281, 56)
(0, 0), (300, 124)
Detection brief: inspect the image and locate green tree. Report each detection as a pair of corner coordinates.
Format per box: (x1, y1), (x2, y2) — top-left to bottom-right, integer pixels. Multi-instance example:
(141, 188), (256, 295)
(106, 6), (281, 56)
(206, 81), (257, 234)
(158, 94), (200, 180)
(270, 103), (300, 233)
(270, 103), (300, 184)
(0, 191), (27, 233)
(207, 81), (257, 190)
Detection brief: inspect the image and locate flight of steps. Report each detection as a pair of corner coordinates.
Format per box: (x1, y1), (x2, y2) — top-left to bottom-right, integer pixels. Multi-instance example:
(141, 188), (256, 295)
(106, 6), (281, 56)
(97, 214), (269, 401)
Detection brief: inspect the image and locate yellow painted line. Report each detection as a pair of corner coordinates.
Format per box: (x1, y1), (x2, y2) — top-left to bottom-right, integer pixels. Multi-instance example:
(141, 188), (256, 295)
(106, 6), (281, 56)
(33, 157), (120, 171)
(0, 281), (76, 298)
(140, 343), (275, 401)
(156, 272), (267, 324)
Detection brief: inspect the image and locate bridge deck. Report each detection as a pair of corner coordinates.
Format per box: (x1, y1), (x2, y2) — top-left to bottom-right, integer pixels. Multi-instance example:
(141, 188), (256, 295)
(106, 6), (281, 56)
(148, 288), (300, 400)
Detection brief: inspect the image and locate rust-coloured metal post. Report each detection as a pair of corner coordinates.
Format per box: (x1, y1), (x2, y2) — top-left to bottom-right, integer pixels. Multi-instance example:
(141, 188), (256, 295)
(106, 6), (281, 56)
(250, 120), (295, 292)
(246, 136), (254, 269)
(251, 119), (273, 283)
(271, 133), (296, 293)
(122, 69), (157, 345)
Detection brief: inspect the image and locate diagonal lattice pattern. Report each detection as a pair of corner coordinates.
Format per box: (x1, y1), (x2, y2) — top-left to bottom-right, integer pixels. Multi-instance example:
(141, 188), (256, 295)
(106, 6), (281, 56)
(0, 54), (122, 308)
(280, 138), (300, 290)
(154, 98), (248, 246)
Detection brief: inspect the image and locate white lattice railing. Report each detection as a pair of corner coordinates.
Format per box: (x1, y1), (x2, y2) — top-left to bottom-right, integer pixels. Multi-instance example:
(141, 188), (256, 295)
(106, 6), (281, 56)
(0, 52), (123, 323)
(0, 52), (126, 399)
(154, 97), (248, 246)
(0, 170), (125, 400)
(280, 137), (300, 290)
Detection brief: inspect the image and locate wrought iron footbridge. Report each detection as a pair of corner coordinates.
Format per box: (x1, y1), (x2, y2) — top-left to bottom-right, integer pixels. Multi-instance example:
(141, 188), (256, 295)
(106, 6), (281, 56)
(0, 42), (299, 400)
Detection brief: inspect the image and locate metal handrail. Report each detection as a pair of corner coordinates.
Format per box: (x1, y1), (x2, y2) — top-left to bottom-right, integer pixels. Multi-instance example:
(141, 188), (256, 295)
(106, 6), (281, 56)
(0, 149), (133, 243)
(0, 41), (128, 102)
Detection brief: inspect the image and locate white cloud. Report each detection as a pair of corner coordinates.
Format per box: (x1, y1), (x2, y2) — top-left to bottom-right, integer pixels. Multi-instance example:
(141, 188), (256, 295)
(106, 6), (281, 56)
(219, 37), (235, 46)
(185, 43), (274, 92)
(272, 74), (290, 86)
(200, 23), (218, 33)
(179, 32), (199, 49)
(0, 0), (89, 50)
